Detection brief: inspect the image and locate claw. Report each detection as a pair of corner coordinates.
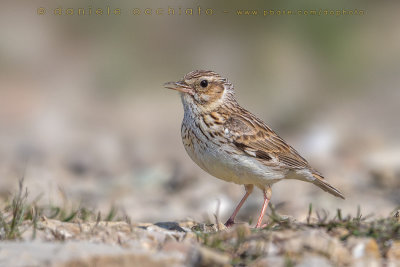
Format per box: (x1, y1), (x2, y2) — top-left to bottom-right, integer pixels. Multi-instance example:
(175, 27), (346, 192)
(224, 218), (235, 227)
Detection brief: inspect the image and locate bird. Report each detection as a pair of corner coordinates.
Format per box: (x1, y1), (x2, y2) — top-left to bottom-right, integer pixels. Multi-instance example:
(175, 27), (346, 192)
(164, 70), (344, 228)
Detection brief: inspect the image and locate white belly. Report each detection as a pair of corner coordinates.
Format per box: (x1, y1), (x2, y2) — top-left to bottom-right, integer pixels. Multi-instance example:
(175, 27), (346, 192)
(181, 123), (285, 187)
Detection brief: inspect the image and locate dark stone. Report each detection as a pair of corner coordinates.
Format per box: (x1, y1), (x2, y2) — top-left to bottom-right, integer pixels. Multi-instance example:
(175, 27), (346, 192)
(154, 222), (186, 232)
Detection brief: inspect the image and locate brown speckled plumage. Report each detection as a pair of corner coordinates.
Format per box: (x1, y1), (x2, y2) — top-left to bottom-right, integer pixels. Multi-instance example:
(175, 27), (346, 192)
(165, 70), (344, 228)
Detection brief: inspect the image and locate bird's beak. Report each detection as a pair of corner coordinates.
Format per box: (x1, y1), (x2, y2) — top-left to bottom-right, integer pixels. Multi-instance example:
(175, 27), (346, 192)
(164, 81), (194, 95)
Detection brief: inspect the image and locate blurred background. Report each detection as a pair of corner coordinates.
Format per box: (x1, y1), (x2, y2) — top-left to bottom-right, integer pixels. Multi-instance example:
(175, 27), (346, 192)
(0, 0), (399, 223)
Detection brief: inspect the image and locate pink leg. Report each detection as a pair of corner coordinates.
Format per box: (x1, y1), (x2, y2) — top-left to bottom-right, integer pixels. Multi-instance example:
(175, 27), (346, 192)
(255, 186), (272, 228)
(225, 184), (254, 227)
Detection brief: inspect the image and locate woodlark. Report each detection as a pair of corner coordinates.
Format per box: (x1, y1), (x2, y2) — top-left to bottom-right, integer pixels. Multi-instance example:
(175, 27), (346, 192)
(164, 70), (344, 228)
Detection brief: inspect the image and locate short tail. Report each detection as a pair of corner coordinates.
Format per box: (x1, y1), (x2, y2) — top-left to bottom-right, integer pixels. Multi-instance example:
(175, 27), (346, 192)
(312, 172), (345, 199)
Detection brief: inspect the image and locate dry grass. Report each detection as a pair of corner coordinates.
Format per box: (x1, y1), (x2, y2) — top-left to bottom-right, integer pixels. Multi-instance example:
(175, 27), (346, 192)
(193, 204), (400, 265)
(0, 179), (123, 240)
(1, 180), (399, 266)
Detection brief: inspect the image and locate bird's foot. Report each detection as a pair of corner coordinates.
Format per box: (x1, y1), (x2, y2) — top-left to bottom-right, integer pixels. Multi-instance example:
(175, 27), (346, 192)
(224, 218), (235, 227)
(255, 223), (268, 229)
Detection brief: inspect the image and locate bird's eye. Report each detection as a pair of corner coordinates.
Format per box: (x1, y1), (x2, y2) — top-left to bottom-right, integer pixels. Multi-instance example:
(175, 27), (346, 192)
(200, 80), (208, 88)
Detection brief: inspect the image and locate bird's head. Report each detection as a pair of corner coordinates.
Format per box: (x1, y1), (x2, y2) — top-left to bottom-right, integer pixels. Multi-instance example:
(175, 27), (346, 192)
(164, 70), (235, 113)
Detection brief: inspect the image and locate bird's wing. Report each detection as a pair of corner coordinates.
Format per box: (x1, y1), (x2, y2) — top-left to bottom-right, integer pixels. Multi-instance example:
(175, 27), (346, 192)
(223, 110), (345, 199)
(224, 111), (311, 170)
